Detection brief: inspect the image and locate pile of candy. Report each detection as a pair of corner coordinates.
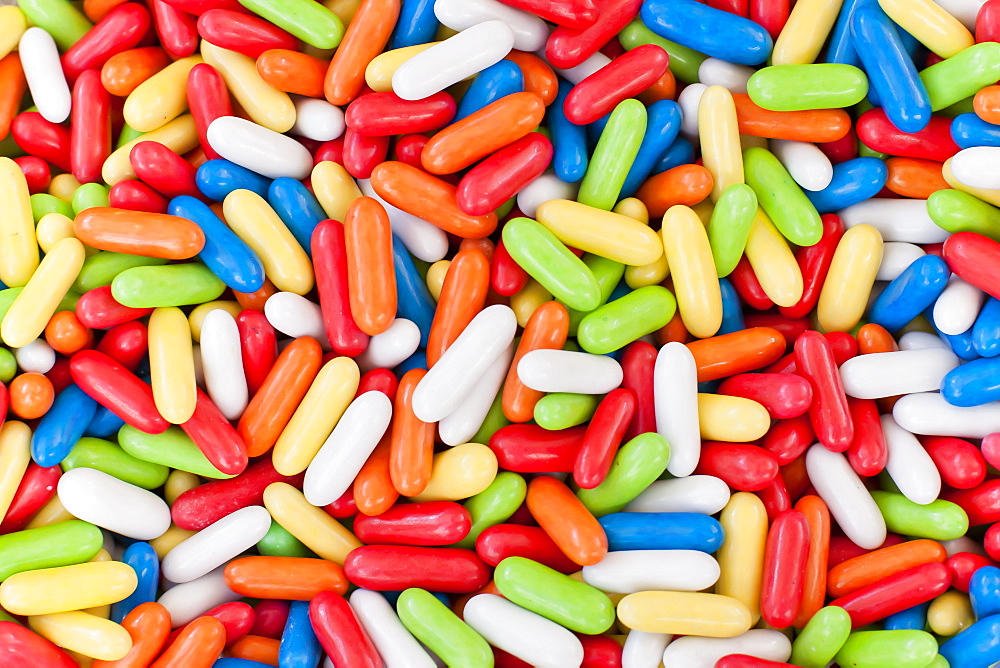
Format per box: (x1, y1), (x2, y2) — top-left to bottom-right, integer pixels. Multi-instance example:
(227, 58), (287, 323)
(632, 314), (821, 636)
(9, 0), (1000, 665)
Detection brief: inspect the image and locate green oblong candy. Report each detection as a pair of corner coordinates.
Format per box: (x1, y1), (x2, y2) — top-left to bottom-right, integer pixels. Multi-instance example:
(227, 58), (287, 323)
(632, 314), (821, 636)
(619, 19), (706, 83)
(494, 556), (614, 634)
(117, 123), (144, 149)
(112, 263), (226, 308)
(0, 349), (16, 383)
(579, 99), (647, 211)
(61, 437), (169, 489)
(921, 42), (1000, 111)
(457, 472), (526, 549)
(258, 522), (315, 558)
(397, 588), (494, 667)
(791, 606), (852, 667)
(470, 389), (509, 445)
(75, 251), (170, 293)
(0, 520), (103, 581)
(709, 183), (758, 277)
(118, 425), (234, 479)
(236, 0), (344, 49)
(577, 433), (670, 517)
(534, 393), (600, 430)
(72, 183), (110, 215)
(744, 147), (823, 246)
(748, 64), (868, 111)
(578, 286), (676, 355)
(871, 491), (969, 540)
(834, 630), (938, 668)
(927, 189), (1000, 241)
(18, 0), (92, 50)
(30, 193), (74, 222)
(565, 255), (625, 336)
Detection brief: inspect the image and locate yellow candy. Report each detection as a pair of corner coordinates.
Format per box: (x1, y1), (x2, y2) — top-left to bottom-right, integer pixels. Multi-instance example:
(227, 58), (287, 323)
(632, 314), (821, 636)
(411, 443), (499, 502)
(89, 549), (113, 563)
(0, 6), (27, 61)
(817, 224), (884, 333)
(741, 134), (769, 151)
(263, 482), (361, 563)
(1, 237), (85, 348)
(324, 0), (362, 23)
(927, 590), (975, 637)
(1, 562), (136, 616)
(35, 213), (77, 254)
(150, 524), (197, 559)
(744, 208), (803, 308)
(536, 199), (663, 266)
(48, 174), (82, 203)
(26, 495), (74, 530)
(617, 591), (753, 637)
(102, 115), (199, 185)
(365, 43), (439, 92)
(0, 421), (30, 520)
(772, 0), (844, 65)
(312, 161), (363, 221)
(224, 189), (315, 295)
(426, 260), (451, 301)
(697, 393), (770, 442)
(29, 612), (132, 661)
(201, 41), (295, 133)
(164, 470), (202, 506)
(272, 356), (359, 476)
(123, 56), (203, 133)
(188, 300), (243, 342)
(510, 279), (552, 327)
(618, 198), (669, 288)
(716, 492), (767, 625)
(943, 158), (1000, 207)
(613, 197), (649, 224)
(661, 205), (723, 338)
(148, 307), (197, 424)
(699, 86), (744, 202)
(878, 0), (974, 59)
(0, 157), (40, 288)
(692, 199), (715, 227)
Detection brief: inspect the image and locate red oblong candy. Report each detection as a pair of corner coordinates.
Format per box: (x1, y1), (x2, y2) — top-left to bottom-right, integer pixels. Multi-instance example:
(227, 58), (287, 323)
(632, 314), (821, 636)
(151, 0), (199, 59)
(13, 156), (50, 194)
(236, 309), (278, 397)
(250, 600), (289, 639)
(574, 388), (635, 489)
(717, 657), (796, 668)
(496, 0), (598, 28)
(187, 63), (233, 162)
(357, 368), (399, 403)
(345, 91), (456, 137)
(0, 464), (61, 534)
(96, 321), (149, 371)
(545, 0), (642, 69)
(61, 3), (151, 80)
(130, 141), (201, 199)
(353, 501), (471, 546)
(475, 524), (579, 574)
(856, 109), (959, 162)
(780, 214), (845, 319)
(11, 112), (73, 173)
(309, 591), (381, 668)
(0, 622), (77, 667)
(564, 44), (669, 125)
(943, 480), (1000, 526)
(923, 436), (987, 490)
(795, 330), (854, 452)
(197, 9), (299, 59)
(490, 239), (530, 297)
(202, 601), (256, 648)
(621, 341), (657, 441)
(343, 545), (491, 593)
(172, 461), (302, 530)
(108, 180), (170, 214)
(457, 132), (553, 216)
(828, 562), (952, 628)
(69, 349), (169, 435)
(717, 373), (812, 419)
(577, 633), (624, 667)
(846, 397), (888, 477)
(759, 509), (810, 628)
(343, 127), (389, 180)
(947, 552), (997, 593)
(944, 232), (1000, 300)
(694, 442), (779, 491)
(488, 424), (586, 473)
(70, 70), (112, 185)
(762, 415), (814, 465)
(312, 220), (369, 357)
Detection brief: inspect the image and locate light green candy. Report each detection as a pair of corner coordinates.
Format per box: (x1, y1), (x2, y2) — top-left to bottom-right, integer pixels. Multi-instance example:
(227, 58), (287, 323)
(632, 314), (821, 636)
(618, 19), (706, 83)
(534, 393), (600, 430)
(75, 251), (170, 293)
(397, 588), (494, 667)
(709, 183), (758, 277)
(0, 520), (103, 581)
(112, 263), (226, 308)
(30, 193), (74, 222)
(61, 437), (169, 490)
(834, 630), (938, 668)
(921, 42), (1000, 111)
(457, 472), (526, 549)
(744, 147), (823, 247)
(118, 425), (234, 479)
(236, 0), (344, 49)
(18, 0), (92, 50)
(72, 183), (110, 215)
(748, 64), (868, 111)
(578, 99), (647, 211)
(871, 491), (969, 541)
(791, 606), (853, 667)
(577, 433), (670, 517)
(470, 389), (509, 445)
(0, 349), (16, 383)
(578, 286), (676, 355)
(258, 522), (315, 558)
(927, 189), (1000, 241)
(565, 255), (625, 337)
(116, 124), (144, 150)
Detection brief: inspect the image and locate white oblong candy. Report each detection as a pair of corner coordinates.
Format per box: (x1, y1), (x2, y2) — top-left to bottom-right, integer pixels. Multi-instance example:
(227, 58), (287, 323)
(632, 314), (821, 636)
(838, 198), (948, 243)
(543, 51), (610, 85)
(806, 444), (886, 550)
(393, 21), (514, 101)
(881, 414), (941, 506)
(207, 116), (313, 180)
(623, 630), (672, 668)
(517, 349), (623, 395)
(839, 348), (960, 399)
(434, 0), (548, 52)
(463, 594), (584, 668)
(582, 550), (720, 594)
(290, 95), (346, 141)
(678, 83), (709, 140)
(625, 476), (731, 515)
(158, 567), (242, 626)
(662, 629), (792, 668)
(412, 305), (517, 423)
(199, 309), (248, 421)
(770, 139), (834, 192)
(19, 28), (71, 124)
(933, 0), (987, 29)
(654, 342), (700, 477)
(941, 536), (988, 557)
(439, 342), (513, 446)
(877, 242), (926, 281)
(264, 292), (327, 342)
(516, 171), (579, 218)
(952, 147), (1000, 190)
(359, 179), (449, 262)
(161, 506), (271, 583)
(303, 391), (393, 506)
(58, 468), (171, 540)
(349, 589), (438, 668)
(697, 57), (755, 94)
(356, 318), (421, 373)
(893, 392), (1000, 438)
(934, 275), (984, 336)
(899, 331), (950, 351)
(15, 339), (56, 373)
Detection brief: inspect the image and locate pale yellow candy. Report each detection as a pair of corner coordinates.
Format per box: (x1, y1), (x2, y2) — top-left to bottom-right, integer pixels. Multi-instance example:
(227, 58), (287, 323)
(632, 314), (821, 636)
(510, 279), (551, 327)
(879, 0), (974, 59)
(618, 591), (753, 637)
(817, 224), (884, 333)
(1, 562), (137, 616)
(0, 421), (30, 520)
(150, 524), (198, 559)
(165, 470), (202, 506)
(620, 197), (670, 288)
(927, 590), (975, 637)
(123, 56), (203, 133)
(536, 199), (663, 266)
(426, 260), (450, 301)
(365, 43), (438, 92)
(264, 482), (361, 563)
(700, 86), (744, 202)
(102, 115), (199, 185)
(744, 208), (803, 308)
(89, 549), (113, 563)
(312, 161), (363, 222)
(661, 205), (722, 338)
(0, 157), (40, 287)
(0, 6), (27, 61)
(148, 307), (197, 424)
(613, 197), (649, 224)
(697, 394), (770, 442)
(188, 301), (243, 342)
(323, 0), (361, 23)
(716, 492), (767, 625)
(692, 198), (715, 227)
(201, 40), (295, 133)
(48, 174), (82, 202)
(772, 0), (844, 65)
(26, 495), (74, 529)
(29, 612), (132, 661)
(943, 158), (1000, 208)
(36, 213), (78, 254)
(411, 443), (498, 502)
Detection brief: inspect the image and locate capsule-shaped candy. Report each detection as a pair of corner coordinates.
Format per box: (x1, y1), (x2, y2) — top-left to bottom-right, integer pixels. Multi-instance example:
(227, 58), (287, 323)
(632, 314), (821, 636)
(57, 467), (171, 540)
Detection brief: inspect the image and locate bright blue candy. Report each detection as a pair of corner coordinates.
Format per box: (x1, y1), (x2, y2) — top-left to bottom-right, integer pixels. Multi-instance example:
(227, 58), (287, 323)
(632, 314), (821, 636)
(268, 178), (326, 256)
(392, 235), (434, 348)
(718, 278), (745, 336)
(938, 324), (980, 362)
(111, 542), (159, 623)
(587, 113), (611, 149)
(940, 614), (1000, 668)
(196, 159), (272, 201)
(456, 61), (523, 122)
(214, 660), (273, 668)
(827, 0), (876, 67)
(620, 100), (683, 198)
(973, 298), (1000, 357)
(169, 196), (266, 293)
(388, 0), (437, 49)
(952, 113), (1000, 149)
(869, 255), (950, 332)
(883, 602), (929, 630)
(850, 4), (931, 134)
(279, 600), (322, 668)
(654, 137), (695, 174)
(84, 404), (126, 438)
(599, 512), (725, 553)
(548, 80), (589, 183)
(970, 566), (1000, 620)
(641, 0), (772, 66)
(941, 357), (1000, 407)
(395, 349), (427, 375)
(31, 384), (97, 467)
(805, 157), (888, 214)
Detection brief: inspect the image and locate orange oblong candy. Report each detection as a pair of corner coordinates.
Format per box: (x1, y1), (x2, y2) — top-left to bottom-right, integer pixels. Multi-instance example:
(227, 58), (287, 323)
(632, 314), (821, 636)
(354, 433), (397, 516)
(370, 161), (497, 238)
(502, 300), (569, 423)
(638, 69), (677, 106)
(857, 323), (898, 355)
(426, 247), (490, 367)
(792, 494), (830, 628)
(885, 157), (950, 199)
(73, 207), (205, 259)
(256, 49), (328, 98)
(389, 369), (435, 497)
(733, 94), (852, 143)
(526, 475), (607, 567)
(420, 91), (546, 175)
(636, 164), (714, 217)
(687, 326), (786, 382)
(504, 51), (558, 106)
(224, 556), (349, 600)
(344, 197), (396, 336)
(324, 0), (400, 105)
(92, 602), (171, 668)
(151, 616), (226, 668)
(228, 635), (280, 665)
(975, 84), (1000, 125)
(827, 538), (948, 598)
(0, 54), (27, 142)
(101, 47), (171, 97)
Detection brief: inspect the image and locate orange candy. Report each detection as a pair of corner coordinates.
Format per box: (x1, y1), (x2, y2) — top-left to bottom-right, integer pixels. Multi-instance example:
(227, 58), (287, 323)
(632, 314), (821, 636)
(92, 602), (171, 668)
(73, 208), (206, 260)
(344, 197), (397, 336)
(0, 54), (26, 142)
(974, 84), (1000, 125)
(353, 433), (398, 516)
(827, 538), (948, 598)
(45, 311), (93, 355)
(504, 51), (558, 106)
(228, 635), (280, 666)
(256, 49), (328, 98)
(389, 369), (435, 497)
(885, 157), (950, 199)
(502, 301), (569, 423)
(686, 326), (786, 383)
(151, 616), (226, 668)
(733, 94), (852, 143)
(637, 69), (677, 106)
(234, 279), (279, 312)
(101, 47), (171, 97)
(83, 0), (130, 21)
(857, 323), (899, 355)
(636, 164), (714, 217)
(324, 0), (401, 105)
(224, 556), (349, 600)
(792, 495), (830, 628)
(426, 248), (490, 367)
(526, 476), (608, 567)
(9, 373), (54, 420)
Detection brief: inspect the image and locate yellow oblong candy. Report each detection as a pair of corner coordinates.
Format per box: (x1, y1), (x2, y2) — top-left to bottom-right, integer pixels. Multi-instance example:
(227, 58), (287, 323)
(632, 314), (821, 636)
(312, 161), (363, 221)
(878, 0), (974, 59)
(0, 421), (30, 520)
(48, 174), (81, 203)
(536, 199), (663, 266)
(165, 470), (202, 506)
(411, 443), (499, 502)
(697, 394), (770, 442)
(0, 6), (27, 61)
(617, 591), (752, 637)
(29, 612), (132, 661)
(2, 237), (85, 348)
(772, 0), (844, 65)
(613, 197), (649, 224)
(148, 307), (197, 425)
(699, 86), (744, 202)
(661, 205), (722, 339)
(619, 198), (669, 288)
(510, 279), (551, 327)
(744, 208), (803, 308)
(1, 562), (137, 616)
(715, 492), (767, 625)
(35, 213), (77, 254)
(26, 495), (74, 530)
(817, 223), (884, 333)
(201, 40), (295, 133)
(426, 260), (450, 301)
(928, 590), (974, 637)
(150, 524), (197, 559)
(263, 482), (361, 563)
(223, 189), (314, 295)
(366, 43), (438, 92)
(0, 157), (40, 288)
(123, 56), (203, 133)
(102, 115), (199, 186)
(188, 300), (242, 342)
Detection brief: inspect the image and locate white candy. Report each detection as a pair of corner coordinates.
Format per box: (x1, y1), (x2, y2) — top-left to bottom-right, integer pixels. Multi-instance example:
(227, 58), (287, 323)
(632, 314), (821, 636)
(359, 179), (449, 263)
(350, 589), (436, 668)
(662, 630), (792, 668)
(654, 342), (700, 477)
(161, 506), (271, 583)
(438, 342), (513, 446)
(952, 146), (1000, 190)
(464, 594), (584, 668)
(158, 567), (242, 626)
(839, 348), (960, 398)
(434, 0), (548, 51)
(806, 445), (886, 550)
(625, 475), (731, 515)
(264, 292), (327, 342)
(356, 318), (421, 373)
(516, 171), (579, 218)
(838, 199), (948, 243)
(934, 275), (984, 336)
(19, 28), (71, 124)
(942, 536), (988, 557)
(697, 58), (755, 94)
(543, 51), (611, 84)
(623, 630), (672, 668)
(899, 331), (950, 351)
(207, 116), (313, 180)
(770, 139), (834, 191)
(14, 339), (56, 373)
(290, 95), (346, 141)
(199, 309), (248, 421)
(58, 468), (171, 541)
(678, 83), (709, 140)
(517, 349), (624, 395)
(933, 0), (988, 29)
(582, 550), (720, 593)
(893, 392), (1000, 438)
(876, 242), (926, 281)
(882, 414), (942, 505)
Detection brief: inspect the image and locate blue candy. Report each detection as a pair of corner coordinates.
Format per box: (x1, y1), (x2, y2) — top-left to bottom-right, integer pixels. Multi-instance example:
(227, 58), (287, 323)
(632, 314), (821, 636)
(654, 137), (695, 174)
(391, 235), (435, 348)
(456, 61), (523, 122)
(974, 298), (1000, 357)
(971, 566), (1000, 620)
(718, 278), (745, 336)
(826, 0), (876, 68)
(268, 178), (327, 256)
(196, 159), (272, 201)
(952, 113), (1000, 149)
(942, 356), (1000, 406)
(111, 542), (159, 623)
(883, 602), (929, 631)
(388, 0), (437, 49)
(31, 384), (97, 467)
(279, 600), (323, 668)
(84, 404), (126, 438)
(598, 512), (725, 553)
(940, 614), (1000, 668)
(805, 157), (888, 214)
(641, 0), (772, 66)
(548, 80), (588, 183)
(620, 100), (683, 198)
(214, 660), (273, 668)
(869, 255), (950, 332)
(395, 349), (428, 375)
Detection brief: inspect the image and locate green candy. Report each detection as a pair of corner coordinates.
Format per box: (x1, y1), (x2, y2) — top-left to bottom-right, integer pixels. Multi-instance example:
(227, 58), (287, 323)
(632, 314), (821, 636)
(257, 522), (315, 558)
(61, 437), (169, 490)
(871, 491), (969, 541)
(71, 183), (110, 215)
(75, 252), (170, 293)
(791, 606), (853, 667)
(0, 288), (77, 322)
(30, 193), (74, 222)
(834, 630), (938, 668)
(0, 133), (25, 159)
(940, 96), (976, 118)
(502, 218), (601, 312)
(494, 557), (615, 634)
(921, 42), (1000, 111)
(927, 189), (1000, 241)
(618, 19), (706, 83)
(0, 349), (16, 383)
(565, 255), (625, 336)
(0, 521), (103, 581)
(748, 64), (868, 111)
(457, 472), (527, 549)
(578, 99), (647, 211)
(112, 263), (226, 308)
(709, 183), (758, 277)
(534, 393), (601, 430)
(18, 0), (92, 50)
(118, 425), (234, 479)
(744, 147), (823, 246)
(236, 0), (344, 49)
(578, 286), (676, 354)
(577, 433), (670, 517)
(470, 389), (509, 445)
(116, 124), (144, 150)
(397, 588), (494, 668)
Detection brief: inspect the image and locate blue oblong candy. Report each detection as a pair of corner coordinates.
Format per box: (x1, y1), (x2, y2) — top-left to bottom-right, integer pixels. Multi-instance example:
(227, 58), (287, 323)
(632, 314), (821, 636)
(971, 566), (1000, 620)
(883, 602), (929, 631)
(641, 0), (772, 66)
(395, 349), (427, 375)
(392, 235), (434, 348)
(388, 0), (437, 49)
(718, 278), (745, 336)
(111, 542), (159, 623)
(196, 159), (272, 201)
(805, 157), (888, 214)
(549, 80), (588, 183)
(279, 600), (323, 668)
(598, 512), (725, 553)
(214, 660), (273, 668)
(655, 137), (695, 174)
(456, 61), (523, 122)
(869, 254), (950, 332)
(936, 321), (980, 362)
(952, 113), (1000, 149)
(31, 384), (97, 467)
(620, 99), (683, 198)
(587, 113), (611, 149)
(84, 404), (126, 438)
(169, 196), (266, 293)
(941, 357), (1000, 407)
(940, 614), (1000, 668)
(826, 0), (874, 67)
(973, 298), (1000, 357)
(267, 178), (326, 256)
